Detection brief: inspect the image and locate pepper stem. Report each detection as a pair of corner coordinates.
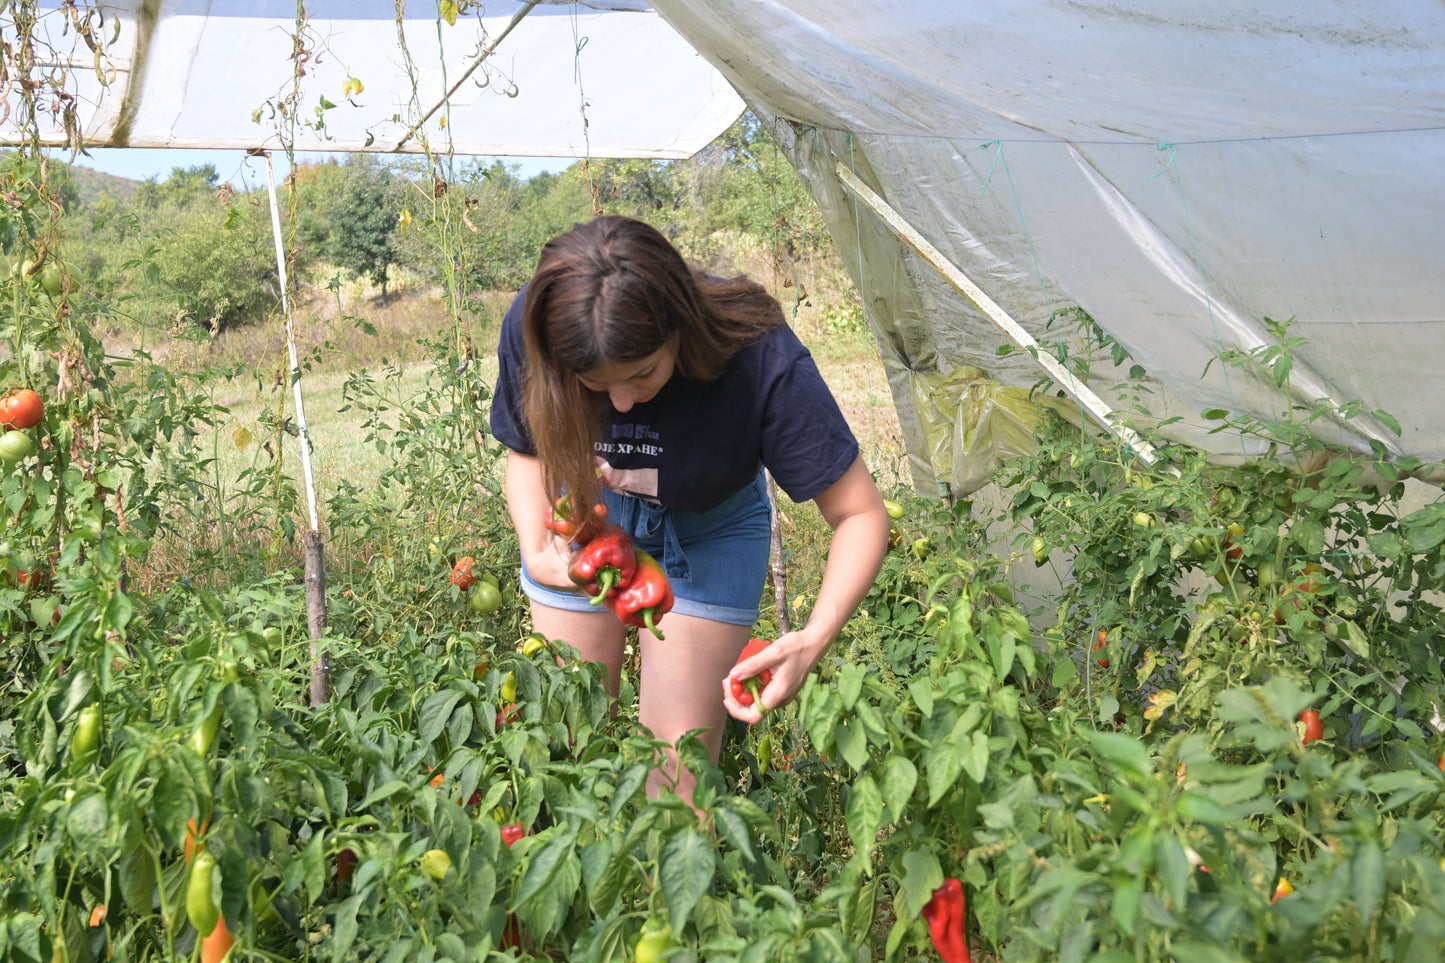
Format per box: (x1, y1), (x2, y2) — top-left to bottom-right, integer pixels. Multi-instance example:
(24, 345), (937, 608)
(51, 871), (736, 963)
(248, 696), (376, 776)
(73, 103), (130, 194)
(588, 566), (617, 604)
(642, 607), (665, 640)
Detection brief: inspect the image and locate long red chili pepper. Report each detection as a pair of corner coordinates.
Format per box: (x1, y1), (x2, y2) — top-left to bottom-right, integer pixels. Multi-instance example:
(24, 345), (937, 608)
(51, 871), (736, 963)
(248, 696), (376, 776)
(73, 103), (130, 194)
(730, 637), (773, 706)
(567, 524), (637, 601)
(602, 548), (674, 639)
(921, 877), (971, 963)
(501, 823), (526, 948)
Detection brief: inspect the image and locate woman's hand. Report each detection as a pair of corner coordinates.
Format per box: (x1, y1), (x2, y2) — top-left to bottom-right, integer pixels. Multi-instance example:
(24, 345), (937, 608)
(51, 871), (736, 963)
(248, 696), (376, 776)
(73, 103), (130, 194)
(503, 450), (586, 593)
(522, 534), (582, 592)
(721, 626), (829, 724)
(721, 457), (890, 724)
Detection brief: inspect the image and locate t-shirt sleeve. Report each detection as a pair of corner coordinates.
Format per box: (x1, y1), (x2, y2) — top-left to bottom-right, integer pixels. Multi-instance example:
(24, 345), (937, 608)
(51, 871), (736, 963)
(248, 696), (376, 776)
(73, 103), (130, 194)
(759, 348), (860, 504)
(489, 290), (536, 455)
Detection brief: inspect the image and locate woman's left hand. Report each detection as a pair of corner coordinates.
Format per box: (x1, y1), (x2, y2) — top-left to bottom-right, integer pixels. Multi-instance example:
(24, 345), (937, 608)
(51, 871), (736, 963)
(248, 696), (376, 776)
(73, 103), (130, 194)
(721, 627), (827, 724)
(720, 457), (890, 724)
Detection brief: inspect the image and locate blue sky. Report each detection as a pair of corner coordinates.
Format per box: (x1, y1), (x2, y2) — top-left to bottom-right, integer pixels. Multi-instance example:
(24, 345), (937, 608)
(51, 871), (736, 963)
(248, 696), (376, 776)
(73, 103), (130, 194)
(67, 147), (571, 186)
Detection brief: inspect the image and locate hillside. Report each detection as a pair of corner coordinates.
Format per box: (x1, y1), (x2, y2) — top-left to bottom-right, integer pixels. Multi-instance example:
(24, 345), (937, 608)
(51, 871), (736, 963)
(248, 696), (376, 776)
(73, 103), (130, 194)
(62, 157), (140, 205)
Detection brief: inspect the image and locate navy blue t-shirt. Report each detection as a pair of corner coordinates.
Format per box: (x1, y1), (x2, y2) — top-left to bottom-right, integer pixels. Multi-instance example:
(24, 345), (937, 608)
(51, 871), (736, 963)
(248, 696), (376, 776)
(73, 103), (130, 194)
(489, 288), (860, 514)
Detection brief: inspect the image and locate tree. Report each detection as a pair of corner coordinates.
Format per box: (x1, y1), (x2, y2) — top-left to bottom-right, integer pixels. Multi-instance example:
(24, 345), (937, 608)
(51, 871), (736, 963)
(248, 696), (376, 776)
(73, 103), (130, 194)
(331, 156), (400, 302)
(290, 158), (348, 264)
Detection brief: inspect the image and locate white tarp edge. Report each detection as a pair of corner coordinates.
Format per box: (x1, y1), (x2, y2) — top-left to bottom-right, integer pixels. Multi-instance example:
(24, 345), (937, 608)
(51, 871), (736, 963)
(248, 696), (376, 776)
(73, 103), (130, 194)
(5, 0), (743, 160)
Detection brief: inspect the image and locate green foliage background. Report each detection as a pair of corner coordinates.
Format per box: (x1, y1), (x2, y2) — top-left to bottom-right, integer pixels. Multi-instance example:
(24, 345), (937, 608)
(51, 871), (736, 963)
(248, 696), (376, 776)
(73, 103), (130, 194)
(3, 8), (1445, 962)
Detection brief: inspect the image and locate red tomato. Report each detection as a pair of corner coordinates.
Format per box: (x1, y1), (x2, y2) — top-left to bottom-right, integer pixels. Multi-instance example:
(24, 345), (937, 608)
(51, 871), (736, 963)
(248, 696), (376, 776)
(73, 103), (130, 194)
(0, 389), (42, 430)
(450, 556), (478, 589)
(1093, 629), (1110, 668)
(1299, 709), (1323, 744)
(1276, 575), (1323, 626)
(1224, 523), (1245, 560)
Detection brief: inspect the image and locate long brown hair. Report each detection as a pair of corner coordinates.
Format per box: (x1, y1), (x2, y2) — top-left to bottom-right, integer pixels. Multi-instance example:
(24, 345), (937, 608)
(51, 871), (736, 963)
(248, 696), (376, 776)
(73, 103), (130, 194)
(519, 216), (785, 531)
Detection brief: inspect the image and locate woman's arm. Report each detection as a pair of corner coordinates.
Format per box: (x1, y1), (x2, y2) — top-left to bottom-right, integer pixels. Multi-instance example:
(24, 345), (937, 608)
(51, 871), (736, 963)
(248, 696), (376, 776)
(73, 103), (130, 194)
(722, 456), (890, 721)
(503, 450), (580, 592)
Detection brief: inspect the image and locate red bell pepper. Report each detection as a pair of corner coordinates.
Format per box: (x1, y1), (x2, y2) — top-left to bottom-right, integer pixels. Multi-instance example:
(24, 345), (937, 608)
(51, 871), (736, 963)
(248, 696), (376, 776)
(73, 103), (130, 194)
(922, 877), (971, 963)
(544, 495), (606, 540)
(730, 637), (773, 706)
(602, 548), (674, 639)
(568, 524), (637, 601)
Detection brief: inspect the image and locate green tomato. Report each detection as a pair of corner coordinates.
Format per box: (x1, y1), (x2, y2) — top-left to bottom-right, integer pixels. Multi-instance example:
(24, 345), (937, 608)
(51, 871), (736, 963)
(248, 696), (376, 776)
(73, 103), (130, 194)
(1031, 536), (1048, 565)
(39, 262), (62, 297)
(469, 581), (502, 614)
(420, 848), (452, 881)
(0, 430), (34, 465)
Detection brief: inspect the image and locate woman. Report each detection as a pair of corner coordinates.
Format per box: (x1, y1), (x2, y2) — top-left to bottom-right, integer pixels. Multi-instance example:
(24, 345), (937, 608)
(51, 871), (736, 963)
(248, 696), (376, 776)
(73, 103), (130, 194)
(490, 216), (889, 800)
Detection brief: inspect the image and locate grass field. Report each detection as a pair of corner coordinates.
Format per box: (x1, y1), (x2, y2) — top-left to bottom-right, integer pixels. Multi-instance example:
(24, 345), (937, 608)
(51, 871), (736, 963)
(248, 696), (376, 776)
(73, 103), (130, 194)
(173, 275), (909, 507)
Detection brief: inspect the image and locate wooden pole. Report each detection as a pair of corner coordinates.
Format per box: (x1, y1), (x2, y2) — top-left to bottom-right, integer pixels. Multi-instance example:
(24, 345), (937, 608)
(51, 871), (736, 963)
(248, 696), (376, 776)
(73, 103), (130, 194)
(262, 152), (330, 705)
(766, 472), (789, 634)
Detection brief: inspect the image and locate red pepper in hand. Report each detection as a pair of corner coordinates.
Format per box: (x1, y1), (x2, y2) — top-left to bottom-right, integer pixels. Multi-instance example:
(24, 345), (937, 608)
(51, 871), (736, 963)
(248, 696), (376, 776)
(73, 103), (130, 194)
(921, 877), (971, 963)
(544, 495), (606, 540)
(567, 525), (637, 602)
(730, 637), (773, 707)
(602, 548), (674, 639)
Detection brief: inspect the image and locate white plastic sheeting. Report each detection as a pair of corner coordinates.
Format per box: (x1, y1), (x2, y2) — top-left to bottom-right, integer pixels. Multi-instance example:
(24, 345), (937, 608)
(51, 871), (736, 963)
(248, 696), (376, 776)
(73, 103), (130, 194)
(6, 0), (742, 159)
(651, 0), (1445, 492)
(8, 1), (1445, 493)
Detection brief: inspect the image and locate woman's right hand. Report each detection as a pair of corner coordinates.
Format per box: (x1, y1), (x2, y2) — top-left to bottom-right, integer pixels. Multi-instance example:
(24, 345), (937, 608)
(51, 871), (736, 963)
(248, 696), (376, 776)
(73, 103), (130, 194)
(521, 533), (583, 592)
(504, 450), (586, 593)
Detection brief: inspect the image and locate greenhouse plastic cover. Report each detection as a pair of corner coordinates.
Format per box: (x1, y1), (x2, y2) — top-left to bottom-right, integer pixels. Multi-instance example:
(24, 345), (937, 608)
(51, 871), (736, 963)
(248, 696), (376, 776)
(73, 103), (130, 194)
(10, 1), (1445, 494)
(7, 0), (743, 160)
(647, 0), (1445, 492)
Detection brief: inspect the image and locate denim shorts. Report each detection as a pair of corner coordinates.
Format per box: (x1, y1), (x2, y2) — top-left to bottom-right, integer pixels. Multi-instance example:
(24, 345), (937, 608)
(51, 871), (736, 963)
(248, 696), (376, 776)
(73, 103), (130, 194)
(520, 471), (772, 626)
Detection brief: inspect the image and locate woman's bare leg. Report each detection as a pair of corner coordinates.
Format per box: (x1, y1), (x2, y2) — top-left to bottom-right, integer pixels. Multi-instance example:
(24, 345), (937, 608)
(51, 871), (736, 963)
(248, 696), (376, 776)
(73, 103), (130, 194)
(637, 613), (753, 802)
